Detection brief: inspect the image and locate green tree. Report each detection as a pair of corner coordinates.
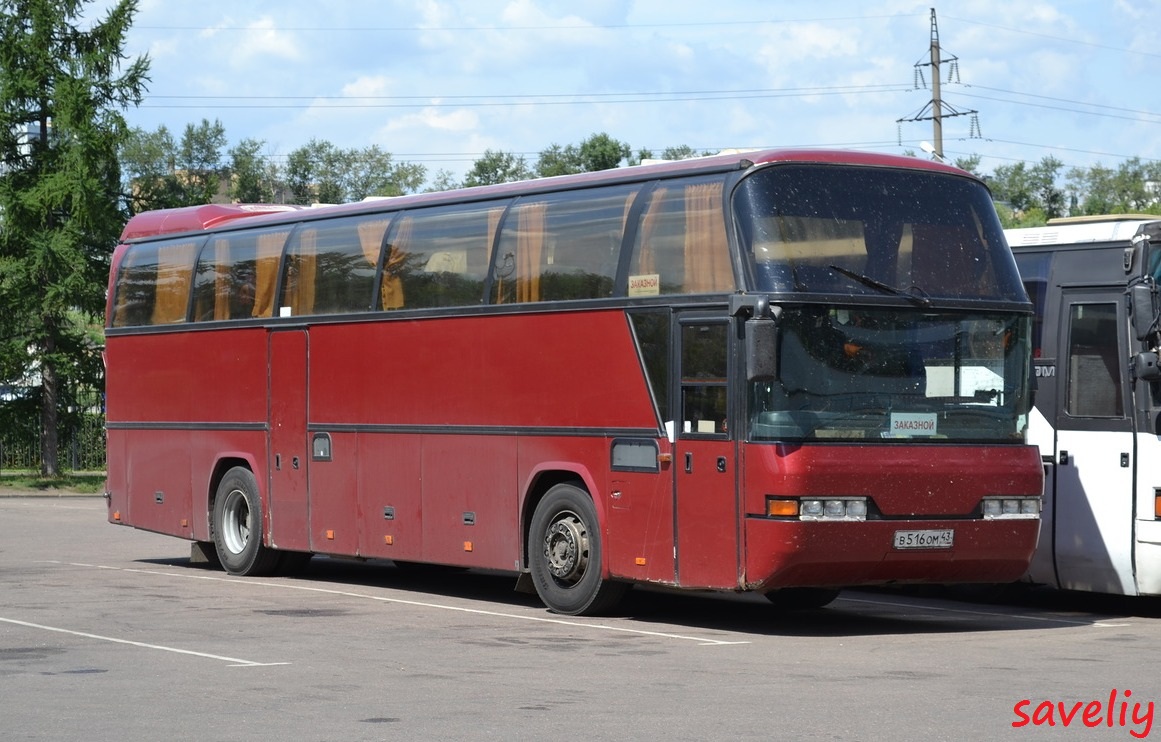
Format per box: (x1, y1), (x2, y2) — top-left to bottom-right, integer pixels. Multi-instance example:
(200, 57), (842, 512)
(425, 168), (461, 192)
(0, 0), (149, 475)
(351, 145), (425, 199)
(285, 140), (425, 204)
(661, 144), (700, 161)
(536, 133), (631, 177)
(535, 142), (583, 178)
(228, 137), (275, 203)
(463, 149), (531, 187)
(177, 118), (226, 204)
(1029, 156), (1065, 219)
(953, 154), (982, 176)
(119, 124), (184, 213)
(577, 132), (630, 171)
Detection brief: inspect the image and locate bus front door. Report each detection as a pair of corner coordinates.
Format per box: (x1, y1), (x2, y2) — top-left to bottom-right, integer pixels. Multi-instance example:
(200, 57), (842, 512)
(673, 317), (740, 589)
(1051, 292), (1135, 594)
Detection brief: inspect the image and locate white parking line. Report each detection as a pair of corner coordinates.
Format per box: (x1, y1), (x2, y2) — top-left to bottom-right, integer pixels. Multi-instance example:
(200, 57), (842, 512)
(837, 595), (1132, 627)
(58, 561), (750, 647)
(0, 616), (287, 667)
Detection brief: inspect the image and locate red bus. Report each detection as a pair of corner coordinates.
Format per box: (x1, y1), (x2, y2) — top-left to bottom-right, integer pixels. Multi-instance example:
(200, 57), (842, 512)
(104, 148), (1043, 615)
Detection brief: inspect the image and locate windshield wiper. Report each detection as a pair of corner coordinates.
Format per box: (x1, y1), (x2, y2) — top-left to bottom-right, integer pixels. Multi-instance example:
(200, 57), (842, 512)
(828, 265), (931, 307)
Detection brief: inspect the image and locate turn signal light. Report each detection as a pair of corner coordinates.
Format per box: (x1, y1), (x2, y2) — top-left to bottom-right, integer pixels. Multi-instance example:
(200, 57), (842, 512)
(766, 498), (799, 517)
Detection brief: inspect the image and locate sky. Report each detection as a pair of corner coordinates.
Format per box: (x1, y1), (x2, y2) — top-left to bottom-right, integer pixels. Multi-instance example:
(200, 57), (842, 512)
(86, 0), (1161, 188)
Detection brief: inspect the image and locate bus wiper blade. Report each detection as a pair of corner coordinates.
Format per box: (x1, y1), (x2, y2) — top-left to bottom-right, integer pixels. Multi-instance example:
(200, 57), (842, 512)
(828, 265), (931, 307)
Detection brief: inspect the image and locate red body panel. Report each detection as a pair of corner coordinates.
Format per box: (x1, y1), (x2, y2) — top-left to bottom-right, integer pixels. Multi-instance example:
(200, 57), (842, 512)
(742, 443), (1045, 517)
(106, 308), (1044, 589)
(740, 443), (1043, 588)
(104, 147), (1041, 595)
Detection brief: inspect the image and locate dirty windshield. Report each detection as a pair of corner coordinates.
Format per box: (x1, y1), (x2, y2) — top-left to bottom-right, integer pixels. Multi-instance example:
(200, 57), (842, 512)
(734, 164), (1026, 303)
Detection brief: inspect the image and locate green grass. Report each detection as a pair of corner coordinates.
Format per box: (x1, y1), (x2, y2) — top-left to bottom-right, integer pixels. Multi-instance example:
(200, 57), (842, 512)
(0, 472), (106, 494)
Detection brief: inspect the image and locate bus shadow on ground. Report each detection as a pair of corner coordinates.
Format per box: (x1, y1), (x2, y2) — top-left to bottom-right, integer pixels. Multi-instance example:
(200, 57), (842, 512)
(143, 554), (1122, 639)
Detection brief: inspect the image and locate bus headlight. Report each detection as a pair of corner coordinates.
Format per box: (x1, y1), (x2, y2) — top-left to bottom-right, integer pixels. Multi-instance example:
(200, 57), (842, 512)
(768, 497), (868, 521)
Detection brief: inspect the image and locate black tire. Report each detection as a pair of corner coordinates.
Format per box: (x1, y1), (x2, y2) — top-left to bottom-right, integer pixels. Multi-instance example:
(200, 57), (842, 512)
(211, 467), (280, 576)
(529, 483), (627, 616)
(763, 587), (841, 610)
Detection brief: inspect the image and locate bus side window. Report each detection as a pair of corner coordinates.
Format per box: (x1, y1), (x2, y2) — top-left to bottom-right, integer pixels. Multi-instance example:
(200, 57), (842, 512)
(627, 177), (733, 297)
(384, 203), (503, 310)
(281, 217), (383, 316)
(193, 228), (289, 321)
(111, 240), (199, 327)
(492, 186), (636, 304)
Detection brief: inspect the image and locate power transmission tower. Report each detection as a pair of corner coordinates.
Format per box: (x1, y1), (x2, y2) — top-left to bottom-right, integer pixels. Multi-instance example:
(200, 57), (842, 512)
(897, 7), (980, 161)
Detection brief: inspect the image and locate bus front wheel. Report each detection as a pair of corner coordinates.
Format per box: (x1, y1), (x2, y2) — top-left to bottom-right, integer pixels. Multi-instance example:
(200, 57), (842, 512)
(211, 467), (280, 576)
(529, 483), (627, 616)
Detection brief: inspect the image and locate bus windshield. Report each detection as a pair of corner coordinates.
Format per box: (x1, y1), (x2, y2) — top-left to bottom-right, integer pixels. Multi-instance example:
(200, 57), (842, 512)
(750, 306), (1032, 442)
(734, 164), (1026, 303)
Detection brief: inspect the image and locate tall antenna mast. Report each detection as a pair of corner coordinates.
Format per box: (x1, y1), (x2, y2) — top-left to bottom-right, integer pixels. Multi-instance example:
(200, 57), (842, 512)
(896, 8), (979, 161)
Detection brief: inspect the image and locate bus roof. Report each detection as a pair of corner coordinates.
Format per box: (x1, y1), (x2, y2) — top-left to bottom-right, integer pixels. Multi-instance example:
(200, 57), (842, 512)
(120, 148), (971, 242)
(1005, 217), (1160, 248)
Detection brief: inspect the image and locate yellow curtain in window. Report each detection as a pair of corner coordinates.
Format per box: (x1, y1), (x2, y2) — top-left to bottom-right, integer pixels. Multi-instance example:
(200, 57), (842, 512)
(381, 217), (410, 310)
(516, 202), (547, 303)
(682, 182), (732, 293)
(210, 238), (232, 321)
(252, 231), (286, 318)
(358, 218), (389, 265)
(282, 229), (317, 316)
(635, 187), (669, 275)
(486, 206), (503, 263)
(150, 242), (195, 324)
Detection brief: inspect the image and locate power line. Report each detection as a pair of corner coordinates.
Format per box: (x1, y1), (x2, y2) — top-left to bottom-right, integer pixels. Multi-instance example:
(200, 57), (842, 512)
(137, 84), (913, 109)
(135, 14), (916, 33)
(943, 15), (1161, 60)
(956, 88), (1161, 125)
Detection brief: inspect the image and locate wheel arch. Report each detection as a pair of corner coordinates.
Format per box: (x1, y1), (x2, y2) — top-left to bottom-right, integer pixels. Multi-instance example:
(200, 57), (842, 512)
(202, 453), (264, 542)
(519, 463), (605, 573)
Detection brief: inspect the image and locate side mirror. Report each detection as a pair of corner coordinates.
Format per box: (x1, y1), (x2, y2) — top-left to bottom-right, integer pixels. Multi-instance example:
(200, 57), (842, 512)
(745, 317), (778, 381)
(1133, 352), (1161, 382)
(1129, 282), (1159, 342)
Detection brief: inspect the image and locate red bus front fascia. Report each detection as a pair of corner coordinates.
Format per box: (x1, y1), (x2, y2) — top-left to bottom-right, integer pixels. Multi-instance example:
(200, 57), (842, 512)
(741, 442), (1043, 589)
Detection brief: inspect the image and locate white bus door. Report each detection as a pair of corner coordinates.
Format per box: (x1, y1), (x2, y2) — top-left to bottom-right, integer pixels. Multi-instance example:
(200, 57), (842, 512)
(1051, 292), (1135, 594)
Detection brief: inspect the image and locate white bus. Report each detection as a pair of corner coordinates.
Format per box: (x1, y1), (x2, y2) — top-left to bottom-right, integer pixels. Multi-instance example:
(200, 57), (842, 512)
(1007, 216), (1161, 595)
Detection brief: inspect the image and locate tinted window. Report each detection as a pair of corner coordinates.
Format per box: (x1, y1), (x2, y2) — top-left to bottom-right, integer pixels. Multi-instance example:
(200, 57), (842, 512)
(281, 215), (389, 316)
(736, 165), (1026, 302)
(626, 177), (733, 296)
(1066, 303), (1123, 418)
(493, 185), (638, 304)
(193, 227), (291, 321)
(111, 239), (201, 327)
(380, 202), (506, 310)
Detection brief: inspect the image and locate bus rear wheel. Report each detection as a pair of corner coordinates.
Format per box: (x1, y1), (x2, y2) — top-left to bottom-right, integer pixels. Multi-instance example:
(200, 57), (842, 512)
(529, 483), (627, 616)
(211, 467), (280, 576)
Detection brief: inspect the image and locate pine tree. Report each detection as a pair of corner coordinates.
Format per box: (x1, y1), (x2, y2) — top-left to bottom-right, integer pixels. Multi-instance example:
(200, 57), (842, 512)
(0, 0), (149, 475)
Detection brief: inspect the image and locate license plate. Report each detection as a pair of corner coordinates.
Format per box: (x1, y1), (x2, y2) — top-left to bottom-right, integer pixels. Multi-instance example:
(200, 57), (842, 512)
(893, 529), (954, 549)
